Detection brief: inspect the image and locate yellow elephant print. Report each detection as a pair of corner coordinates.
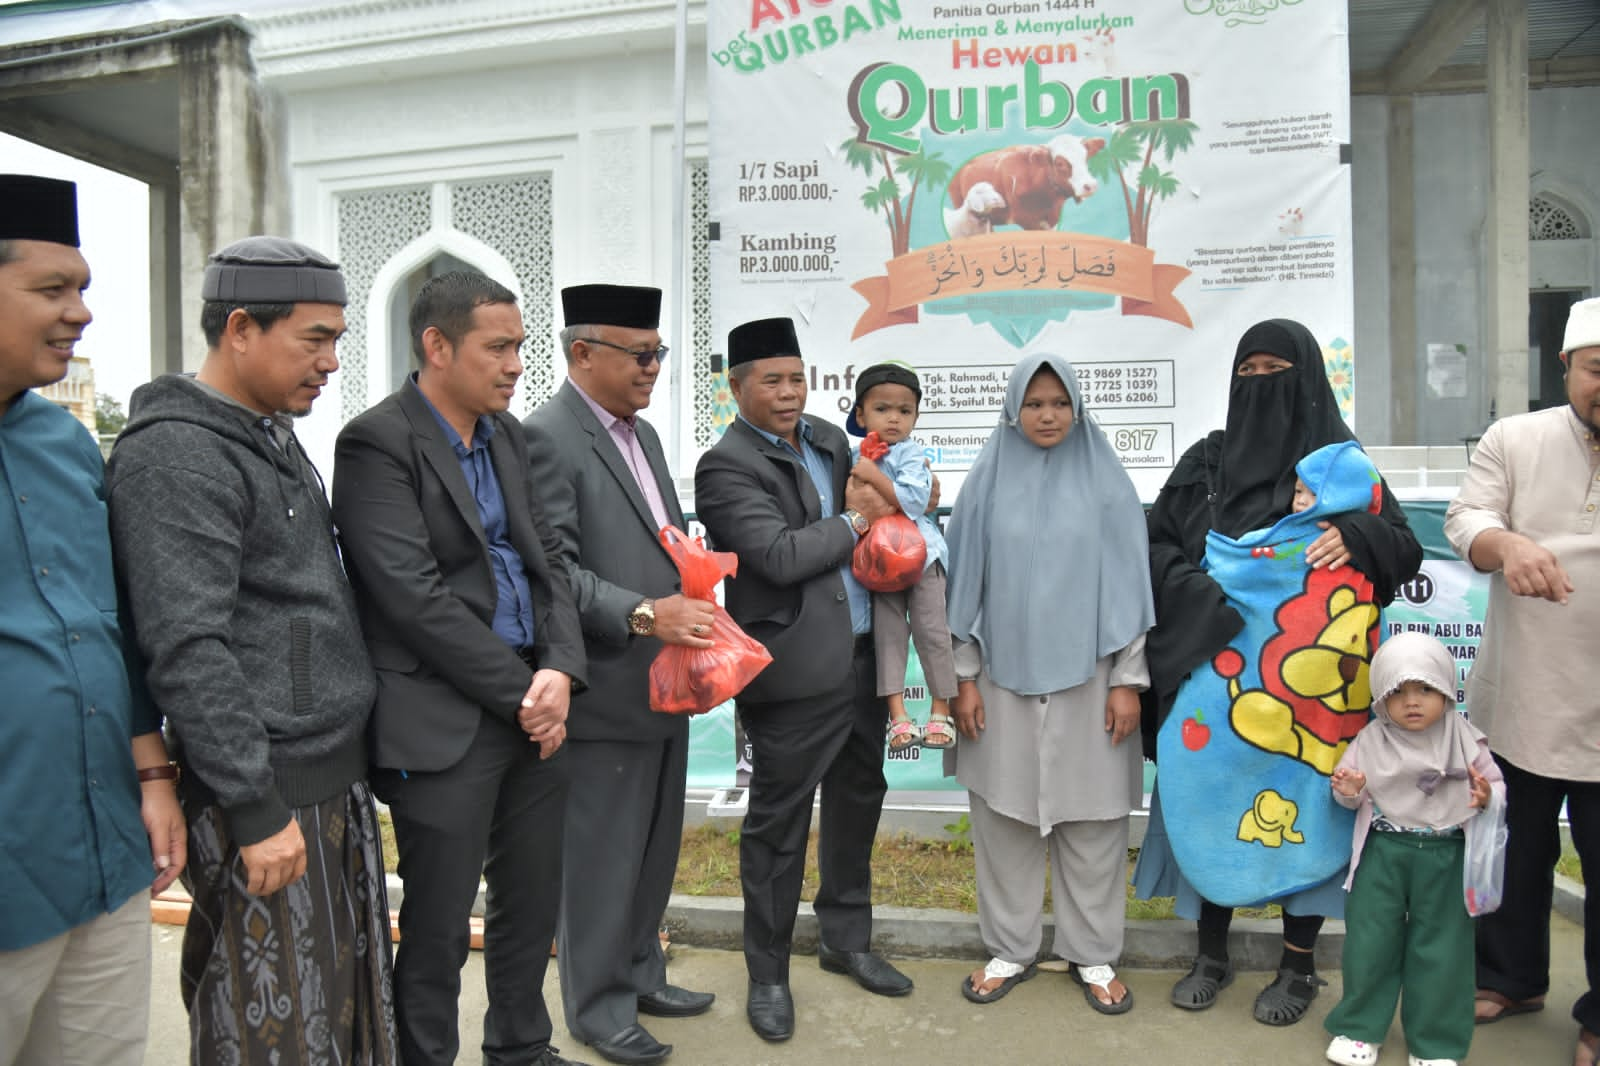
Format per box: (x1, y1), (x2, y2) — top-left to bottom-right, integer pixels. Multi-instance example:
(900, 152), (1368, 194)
(1237, 788), (1306, 848)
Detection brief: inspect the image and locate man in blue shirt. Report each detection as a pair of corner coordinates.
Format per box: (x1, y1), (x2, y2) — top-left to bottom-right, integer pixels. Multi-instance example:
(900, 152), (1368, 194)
(693, 317), (912, 1045)
(333, 271), (588, 1066)
(0, 174), (184, 1065)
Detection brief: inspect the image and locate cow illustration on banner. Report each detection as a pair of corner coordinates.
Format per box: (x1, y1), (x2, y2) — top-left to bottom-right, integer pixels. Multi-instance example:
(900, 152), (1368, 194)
(844, 62), (1196, 344)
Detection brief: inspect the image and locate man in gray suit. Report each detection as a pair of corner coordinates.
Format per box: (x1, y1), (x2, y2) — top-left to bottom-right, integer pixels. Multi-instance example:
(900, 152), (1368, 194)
(523, 285), (718, 1066)
(693, 317), (912, 1045)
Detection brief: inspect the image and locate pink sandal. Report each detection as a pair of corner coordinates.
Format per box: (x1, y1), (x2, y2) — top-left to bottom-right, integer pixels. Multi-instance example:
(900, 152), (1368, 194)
(921, 714), (957, 749)
(886, 719), (922, 751)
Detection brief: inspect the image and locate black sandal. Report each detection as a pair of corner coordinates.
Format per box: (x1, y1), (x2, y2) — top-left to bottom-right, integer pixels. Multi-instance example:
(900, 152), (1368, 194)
(1252, 967), (1326, 1026)
(1170, 954), (1234, 1011)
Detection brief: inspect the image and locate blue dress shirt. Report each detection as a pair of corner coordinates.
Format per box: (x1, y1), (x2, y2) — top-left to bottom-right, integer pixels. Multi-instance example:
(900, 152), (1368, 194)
(410, 379), (535, 649)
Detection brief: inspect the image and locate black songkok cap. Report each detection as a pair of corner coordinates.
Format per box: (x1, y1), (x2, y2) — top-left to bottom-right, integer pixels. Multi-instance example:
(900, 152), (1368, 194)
(727, 317), (802, 367)
(0, 175), (80, 246)
(202, 236), (347, 305)
(846, 362), (922, 436)
(561, 284), (662, 329)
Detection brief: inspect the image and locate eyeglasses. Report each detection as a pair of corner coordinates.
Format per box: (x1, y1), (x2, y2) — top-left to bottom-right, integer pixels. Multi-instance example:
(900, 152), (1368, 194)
(582, 337), (669, 367)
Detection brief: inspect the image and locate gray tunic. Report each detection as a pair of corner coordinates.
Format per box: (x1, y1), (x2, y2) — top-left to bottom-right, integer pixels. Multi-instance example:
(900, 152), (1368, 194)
(951, 635), (1149, 828)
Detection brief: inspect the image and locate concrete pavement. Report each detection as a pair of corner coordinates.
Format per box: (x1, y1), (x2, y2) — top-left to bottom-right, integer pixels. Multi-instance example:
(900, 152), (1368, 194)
(144, 900), (1590, 1064)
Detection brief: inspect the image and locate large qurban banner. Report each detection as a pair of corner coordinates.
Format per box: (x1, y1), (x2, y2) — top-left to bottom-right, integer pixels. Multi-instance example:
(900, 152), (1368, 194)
(707, 0), (1356, 498)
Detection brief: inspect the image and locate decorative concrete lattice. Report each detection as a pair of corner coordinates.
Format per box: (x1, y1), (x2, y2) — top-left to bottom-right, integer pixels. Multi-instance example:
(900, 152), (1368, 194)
(450, 176), (556, 411)
(335, 186), (432, 421)
(1530, 195), (1587, 241)
(689, 160), (716, 448)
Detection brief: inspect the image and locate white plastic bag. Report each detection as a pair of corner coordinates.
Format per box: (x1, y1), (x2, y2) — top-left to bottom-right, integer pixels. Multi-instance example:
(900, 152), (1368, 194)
(1463, 785), (1508, 917)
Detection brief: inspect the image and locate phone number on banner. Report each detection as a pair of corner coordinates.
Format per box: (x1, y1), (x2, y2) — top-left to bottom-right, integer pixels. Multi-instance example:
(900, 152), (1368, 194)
(1072, 361), (1176, 410)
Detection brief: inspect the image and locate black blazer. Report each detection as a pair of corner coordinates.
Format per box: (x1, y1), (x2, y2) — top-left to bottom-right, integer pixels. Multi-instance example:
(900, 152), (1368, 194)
(693, 417), (856, 705)
(523, 382), (688, 741)
(332, 385), (586, 772)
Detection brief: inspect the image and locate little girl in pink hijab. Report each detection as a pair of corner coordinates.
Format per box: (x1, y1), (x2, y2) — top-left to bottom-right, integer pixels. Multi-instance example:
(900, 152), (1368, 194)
(1323, 632), (1504, 1066)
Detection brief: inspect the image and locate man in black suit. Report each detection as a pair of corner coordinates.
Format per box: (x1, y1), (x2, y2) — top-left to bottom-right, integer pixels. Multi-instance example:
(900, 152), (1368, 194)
(523, 285), (718, 1066)
(692, 317), (912, 1044)
(332, 271), (588, 1066)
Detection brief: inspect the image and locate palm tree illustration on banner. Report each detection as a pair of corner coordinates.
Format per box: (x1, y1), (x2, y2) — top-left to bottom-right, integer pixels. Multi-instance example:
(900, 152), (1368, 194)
(1087, 118), (1199, 247)
(839, 136), (951, 258)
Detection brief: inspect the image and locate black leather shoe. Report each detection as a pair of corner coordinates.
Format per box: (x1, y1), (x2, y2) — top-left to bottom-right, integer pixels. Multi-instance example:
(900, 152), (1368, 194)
(817, 942), (914, 997)
(588, 1023), (670, 1066)
(746, 980), (794, 1042)
(637, 984), (715, 1018)
(528, 1046), (592, 1066)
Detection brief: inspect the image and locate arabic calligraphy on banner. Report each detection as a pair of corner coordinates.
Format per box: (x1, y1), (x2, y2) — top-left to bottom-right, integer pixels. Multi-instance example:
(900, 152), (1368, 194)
(851, 232), (1192, 338)
(707, 0), (1356, 498)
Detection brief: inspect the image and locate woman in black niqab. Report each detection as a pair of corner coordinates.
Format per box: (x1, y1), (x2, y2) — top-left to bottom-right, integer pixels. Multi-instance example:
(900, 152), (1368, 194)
(1134, 317), (1423, 1028)
(1143, 319), (1420, 718)
(1213, 319), (1357, 537)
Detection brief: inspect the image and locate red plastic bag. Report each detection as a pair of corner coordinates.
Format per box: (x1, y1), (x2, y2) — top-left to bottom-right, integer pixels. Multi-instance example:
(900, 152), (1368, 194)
(852, 515), (927, 592)
(850, 432), (927, 593)
(649, 526), (773, 715)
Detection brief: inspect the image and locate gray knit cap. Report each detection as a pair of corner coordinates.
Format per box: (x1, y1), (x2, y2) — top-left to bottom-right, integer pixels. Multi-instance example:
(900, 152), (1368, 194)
(202, 236), (347, 305)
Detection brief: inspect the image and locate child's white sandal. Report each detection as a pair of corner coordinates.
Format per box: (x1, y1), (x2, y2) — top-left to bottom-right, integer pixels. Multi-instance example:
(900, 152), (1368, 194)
(1326, 1035), (1381, 1066)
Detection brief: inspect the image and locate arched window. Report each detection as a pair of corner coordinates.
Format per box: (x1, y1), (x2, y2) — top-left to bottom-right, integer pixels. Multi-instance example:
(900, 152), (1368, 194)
(1530, 194), (1589, 241)
(386, 252), (479, 392)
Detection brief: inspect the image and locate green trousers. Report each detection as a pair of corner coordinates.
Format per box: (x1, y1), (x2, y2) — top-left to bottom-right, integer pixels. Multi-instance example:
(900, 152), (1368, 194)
(1324, 829), (1474, 1060)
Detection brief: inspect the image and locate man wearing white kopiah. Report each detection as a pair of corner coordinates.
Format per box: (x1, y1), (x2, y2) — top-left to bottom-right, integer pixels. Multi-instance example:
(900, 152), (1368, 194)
(1445, 296), (1600, 1066)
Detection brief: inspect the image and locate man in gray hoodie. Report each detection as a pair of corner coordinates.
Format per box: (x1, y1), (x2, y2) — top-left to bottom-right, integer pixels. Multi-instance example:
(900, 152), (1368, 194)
(106, 237), (399, 1066)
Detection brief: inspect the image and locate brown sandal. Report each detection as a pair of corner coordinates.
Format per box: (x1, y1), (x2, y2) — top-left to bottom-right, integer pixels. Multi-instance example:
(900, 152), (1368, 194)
(1474, 987), (1545, 1025)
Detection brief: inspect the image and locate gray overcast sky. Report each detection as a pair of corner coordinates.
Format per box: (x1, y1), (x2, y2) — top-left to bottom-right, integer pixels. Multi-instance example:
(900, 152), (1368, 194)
(5, 131), (151, 409)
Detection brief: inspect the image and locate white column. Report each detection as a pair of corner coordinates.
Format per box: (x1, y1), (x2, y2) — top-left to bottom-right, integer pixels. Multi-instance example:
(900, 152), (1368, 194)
(1484, 0), (1530, 417)
(177, 24), (281, 371)
(1387, 96), (1416, 444)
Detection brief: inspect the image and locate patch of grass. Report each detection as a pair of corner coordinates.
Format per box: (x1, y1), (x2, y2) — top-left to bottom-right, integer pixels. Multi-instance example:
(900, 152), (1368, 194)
(1558, 846), (1584, 885)
(675, 826), (982, 911)
(673, 826), (745, 895)
(378, 810), (398, 874)
(377, 810), (1283, 919)
(674, 828), (1251, 920)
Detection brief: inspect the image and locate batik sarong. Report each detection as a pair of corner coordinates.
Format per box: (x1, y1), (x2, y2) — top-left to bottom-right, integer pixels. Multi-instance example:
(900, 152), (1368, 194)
(181, 782), (399, 1066)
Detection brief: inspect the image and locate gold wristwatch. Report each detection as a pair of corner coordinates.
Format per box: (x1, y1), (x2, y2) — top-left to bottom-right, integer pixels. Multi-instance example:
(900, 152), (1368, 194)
(841, 508), (869, 535)
(628, 598), (657, 636)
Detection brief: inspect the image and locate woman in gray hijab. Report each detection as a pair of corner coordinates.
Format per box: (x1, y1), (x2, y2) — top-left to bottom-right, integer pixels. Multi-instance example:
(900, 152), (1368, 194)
(944, 352), (1155, 1012)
